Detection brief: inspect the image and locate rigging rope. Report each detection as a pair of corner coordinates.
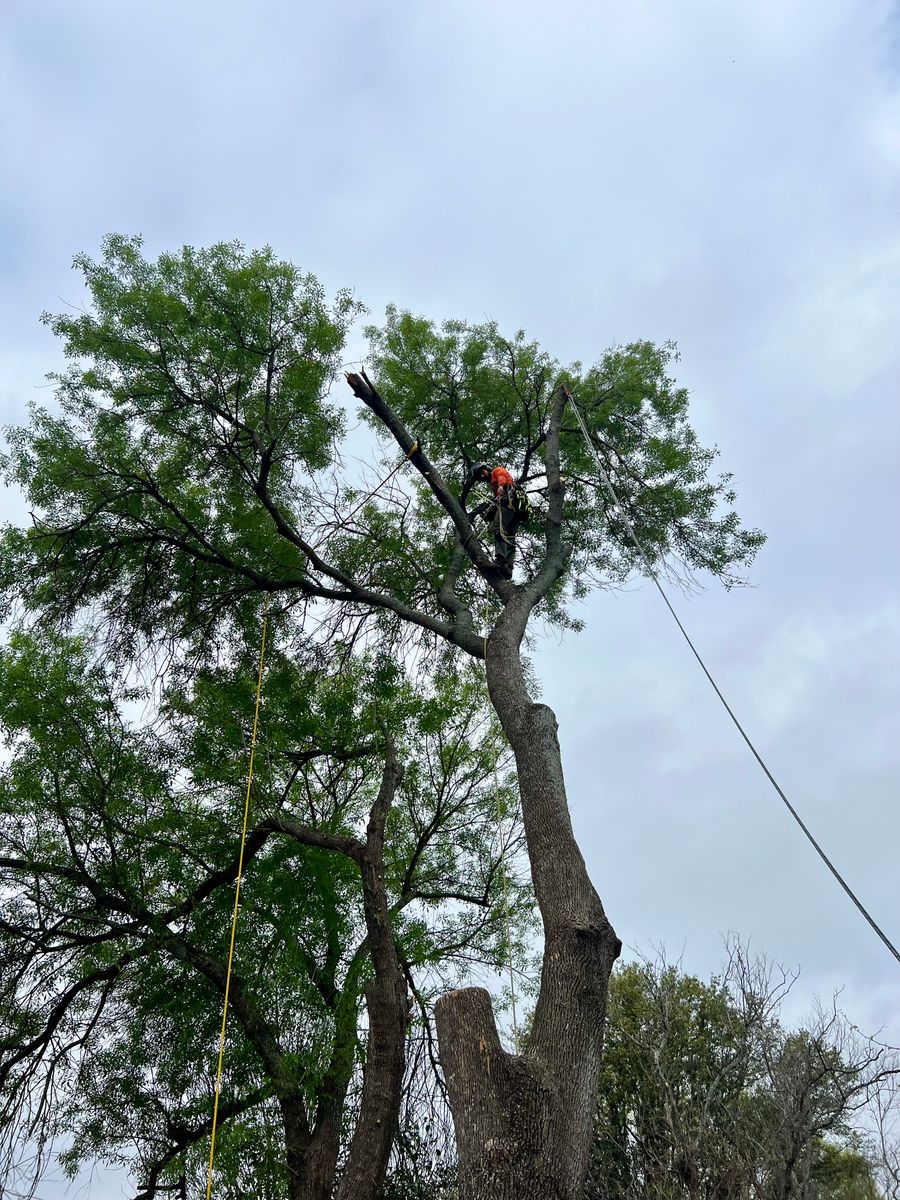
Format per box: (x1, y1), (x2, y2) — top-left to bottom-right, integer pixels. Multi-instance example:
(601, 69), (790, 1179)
(342, 441), (419, 529)
(205, 603), (270, 1200)
(564, 386), (900, 968)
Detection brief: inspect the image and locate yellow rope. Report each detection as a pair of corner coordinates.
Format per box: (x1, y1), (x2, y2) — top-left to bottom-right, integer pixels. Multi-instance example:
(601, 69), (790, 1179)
(204, 438), (416, 1188)
(205, 603), (269, 1200)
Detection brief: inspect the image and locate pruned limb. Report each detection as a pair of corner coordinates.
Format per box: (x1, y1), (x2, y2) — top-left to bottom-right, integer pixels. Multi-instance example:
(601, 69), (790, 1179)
(435, 987), (562, 1200)
(345, 371), (504, 588)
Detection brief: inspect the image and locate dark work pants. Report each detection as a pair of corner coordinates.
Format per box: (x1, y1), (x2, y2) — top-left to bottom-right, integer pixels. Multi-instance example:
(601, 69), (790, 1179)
(491, 498), (521, 568)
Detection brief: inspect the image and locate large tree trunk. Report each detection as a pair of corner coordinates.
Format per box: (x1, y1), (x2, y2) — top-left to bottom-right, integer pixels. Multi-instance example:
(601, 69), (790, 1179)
(337, 967), (409, 1199)
(351, 369), (620, 1195)
(279, 1092), (314, 1200)
(435, 602), (621, 1200)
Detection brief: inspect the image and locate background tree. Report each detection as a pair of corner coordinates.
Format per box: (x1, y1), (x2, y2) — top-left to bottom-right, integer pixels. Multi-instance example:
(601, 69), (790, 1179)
(1, 235), (763, 1199)
(0, 629), (532, 1200)
(587, 943), (897, 1200)
(872, 1072), (900, 1200)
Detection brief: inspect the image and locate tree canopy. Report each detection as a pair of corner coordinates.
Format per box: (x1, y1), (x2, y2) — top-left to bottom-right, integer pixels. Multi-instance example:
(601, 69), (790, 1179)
(0, 235), (767, 1200)
(0, 234), (762, 662)
(0, 626), (532, 1197)
(589, 946), (896, 1200)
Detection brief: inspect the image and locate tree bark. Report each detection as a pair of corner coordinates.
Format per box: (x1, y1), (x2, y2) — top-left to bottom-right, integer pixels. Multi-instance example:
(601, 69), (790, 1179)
(260, 748), (408, 1200)
(304, 1083), (350, 1200)
(435, 599), (621, 1200)
(279, 1092), (314, 1200)
(347, 375), (621, 1197)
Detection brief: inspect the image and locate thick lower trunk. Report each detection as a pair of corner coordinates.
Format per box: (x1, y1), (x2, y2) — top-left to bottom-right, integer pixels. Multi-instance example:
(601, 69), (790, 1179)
(279, 1090), (348, 1200)
(435, 987), (563, 1199)
(436, 613), (620, 1200)
(304, 1088), (347, 1200)
(436, 933), (618, 1199)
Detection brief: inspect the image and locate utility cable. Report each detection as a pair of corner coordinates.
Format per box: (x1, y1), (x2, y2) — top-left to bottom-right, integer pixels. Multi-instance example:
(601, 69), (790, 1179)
(565, 387), (900, 968)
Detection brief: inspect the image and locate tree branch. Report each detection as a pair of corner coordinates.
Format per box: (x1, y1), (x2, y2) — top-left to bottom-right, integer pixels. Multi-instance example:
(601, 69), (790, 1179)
(345, 370), (506, 591)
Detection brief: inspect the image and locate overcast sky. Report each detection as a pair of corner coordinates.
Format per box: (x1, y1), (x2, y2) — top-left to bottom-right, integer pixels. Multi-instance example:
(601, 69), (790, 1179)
(3, 1), (900, 1195)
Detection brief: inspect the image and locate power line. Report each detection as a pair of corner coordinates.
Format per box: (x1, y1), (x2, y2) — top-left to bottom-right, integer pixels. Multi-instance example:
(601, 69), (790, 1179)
(565, 388), (900, 968)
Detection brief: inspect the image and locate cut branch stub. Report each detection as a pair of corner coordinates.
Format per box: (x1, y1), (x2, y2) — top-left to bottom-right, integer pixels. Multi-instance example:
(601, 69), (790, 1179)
(435, 987), (568, 1200)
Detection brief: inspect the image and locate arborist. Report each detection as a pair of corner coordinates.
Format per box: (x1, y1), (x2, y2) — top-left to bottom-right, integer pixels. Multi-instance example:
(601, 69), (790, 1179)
(470, 463), (529, 579)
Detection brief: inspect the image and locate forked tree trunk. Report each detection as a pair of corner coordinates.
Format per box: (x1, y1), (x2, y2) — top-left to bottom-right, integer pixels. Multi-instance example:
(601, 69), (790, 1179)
(435, 603), (621, 1200)
(348, 370), (619, 1196)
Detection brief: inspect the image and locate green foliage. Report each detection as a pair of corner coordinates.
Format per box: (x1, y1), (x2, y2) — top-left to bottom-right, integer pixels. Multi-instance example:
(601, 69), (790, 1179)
(592, 961), (753, 1199)
(587, 953), (889, 1200)
(812, 1141), (881, 1200)
(0, 628), (532, 1195)
(0, 236), (768, 1195)
(366, 310), (764, 607)
(1, 235), (360, 651)
(1, 238), (763, 666)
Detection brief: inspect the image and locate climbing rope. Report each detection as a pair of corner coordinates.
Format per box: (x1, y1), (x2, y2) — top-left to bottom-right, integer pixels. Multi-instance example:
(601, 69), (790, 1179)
(205, 603), (270, 1200)
(496, 499), (514, 547)
(564, 386), (900, 968)
(342, 441), (419, 529)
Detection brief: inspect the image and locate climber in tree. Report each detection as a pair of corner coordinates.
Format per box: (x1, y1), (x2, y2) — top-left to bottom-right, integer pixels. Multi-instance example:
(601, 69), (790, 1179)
(471, 462), (529, 580)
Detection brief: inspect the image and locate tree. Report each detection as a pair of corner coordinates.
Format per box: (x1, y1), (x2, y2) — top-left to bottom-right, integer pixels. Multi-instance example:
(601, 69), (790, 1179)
(811, 1141), (880, 1200)
(587, 943), (896, 1200)
(871, 1071), (900, 1200)
(0, 630), (531, 1200)
(1, 235), (763, 1199)
(760, 1008), (892, 1200)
